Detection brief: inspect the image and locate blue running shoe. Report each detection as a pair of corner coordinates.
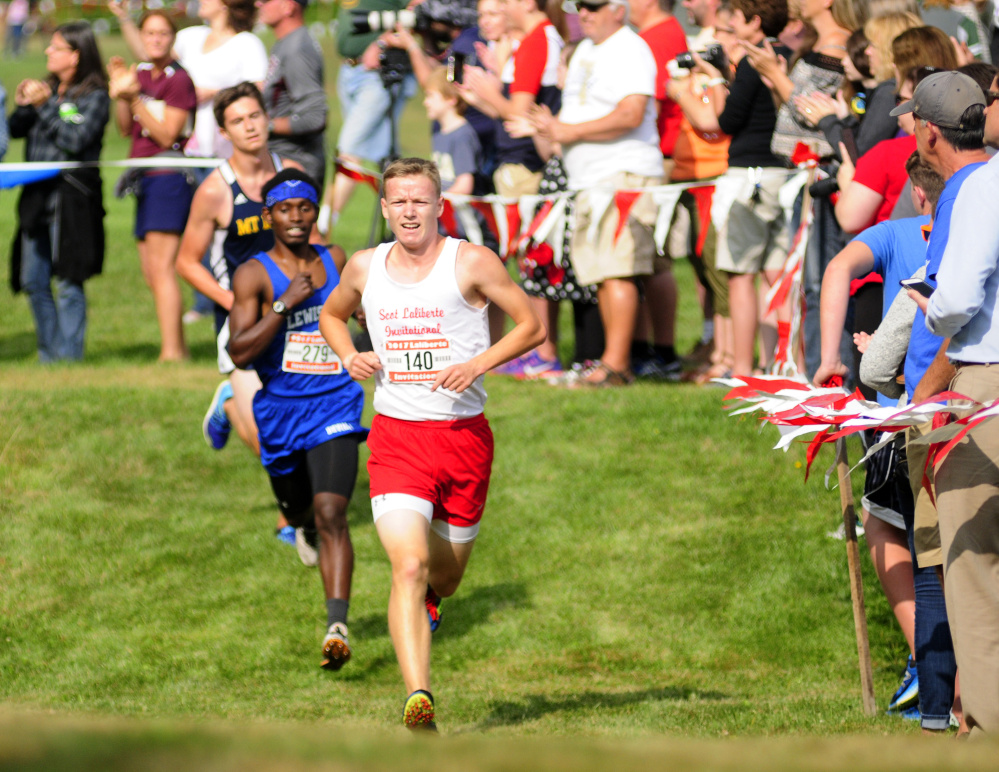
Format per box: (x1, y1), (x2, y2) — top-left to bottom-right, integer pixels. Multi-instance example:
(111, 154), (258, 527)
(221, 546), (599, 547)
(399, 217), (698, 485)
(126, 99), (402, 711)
(425, 586), (442, 633)
(887, 655), (919, 713)
(202, 380), (233, 450)
(275, 525), (296, 546)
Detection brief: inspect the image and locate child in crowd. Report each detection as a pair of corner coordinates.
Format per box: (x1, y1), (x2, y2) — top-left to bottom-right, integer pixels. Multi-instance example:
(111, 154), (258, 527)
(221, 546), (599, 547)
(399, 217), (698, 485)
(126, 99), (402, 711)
(425, 67), (481, 196)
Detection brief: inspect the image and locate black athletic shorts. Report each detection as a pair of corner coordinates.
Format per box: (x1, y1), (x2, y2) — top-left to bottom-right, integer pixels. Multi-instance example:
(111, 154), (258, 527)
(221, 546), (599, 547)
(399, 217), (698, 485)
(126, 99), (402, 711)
(268, 434), (361, 522)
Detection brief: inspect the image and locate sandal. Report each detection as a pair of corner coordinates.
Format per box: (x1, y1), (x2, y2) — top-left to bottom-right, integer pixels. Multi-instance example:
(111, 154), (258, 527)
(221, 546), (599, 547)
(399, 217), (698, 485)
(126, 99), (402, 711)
(689, 362), (733, 386)
(572, 360), (635, 388)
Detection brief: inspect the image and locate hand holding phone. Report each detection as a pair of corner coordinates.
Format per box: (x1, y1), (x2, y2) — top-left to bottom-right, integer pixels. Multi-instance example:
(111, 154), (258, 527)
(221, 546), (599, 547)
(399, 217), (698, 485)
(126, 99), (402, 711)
(900, 278), (934, 298)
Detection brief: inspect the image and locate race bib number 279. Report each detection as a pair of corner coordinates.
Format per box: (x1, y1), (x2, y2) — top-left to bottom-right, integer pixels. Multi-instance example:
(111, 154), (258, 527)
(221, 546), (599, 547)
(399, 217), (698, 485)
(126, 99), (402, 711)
(282, 331), (342, 374)
(384, 337), (454, 383)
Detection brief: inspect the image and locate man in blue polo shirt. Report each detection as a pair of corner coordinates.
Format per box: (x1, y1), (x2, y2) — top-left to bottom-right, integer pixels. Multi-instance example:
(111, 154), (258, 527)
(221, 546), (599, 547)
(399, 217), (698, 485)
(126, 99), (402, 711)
(909, 69), (999, 735)
(888, 69), (988, 732)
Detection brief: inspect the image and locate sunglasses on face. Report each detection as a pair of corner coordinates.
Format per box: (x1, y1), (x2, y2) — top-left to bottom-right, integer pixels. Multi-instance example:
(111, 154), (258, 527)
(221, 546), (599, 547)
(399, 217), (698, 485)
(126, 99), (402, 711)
(986, 90), (999, 107)
(575, 0), (608, 11)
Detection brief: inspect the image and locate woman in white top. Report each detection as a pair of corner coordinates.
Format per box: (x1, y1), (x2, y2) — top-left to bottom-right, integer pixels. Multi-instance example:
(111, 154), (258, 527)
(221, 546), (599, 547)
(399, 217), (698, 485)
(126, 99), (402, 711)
(111, 0), (268, 159)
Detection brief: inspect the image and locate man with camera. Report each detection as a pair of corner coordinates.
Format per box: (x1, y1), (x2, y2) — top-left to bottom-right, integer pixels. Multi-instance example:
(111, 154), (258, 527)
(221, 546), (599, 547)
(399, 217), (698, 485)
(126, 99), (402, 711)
(321, 0), (418, 236)
(258, 0), (328, 190)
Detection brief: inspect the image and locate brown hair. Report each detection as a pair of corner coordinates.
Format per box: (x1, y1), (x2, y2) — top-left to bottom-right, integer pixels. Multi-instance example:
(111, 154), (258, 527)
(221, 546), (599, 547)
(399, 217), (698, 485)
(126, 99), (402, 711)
(139, 9), (178, 35)
(382, 157), (442, 199)
(731, 0), (789, 38)
(863, 11), (921, 82)
(958, 62), (999, 94)
(892, 26), (958, 85)
(426, 67), (467, 116)
(905, 150), (944, 208)
(224, 0), (258, 34)
(214, 81), (267, 128)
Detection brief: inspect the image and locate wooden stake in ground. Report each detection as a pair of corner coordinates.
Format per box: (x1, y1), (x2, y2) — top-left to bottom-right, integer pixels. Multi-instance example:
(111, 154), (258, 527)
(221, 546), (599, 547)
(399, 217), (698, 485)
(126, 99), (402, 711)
(835, 436), (878, 716)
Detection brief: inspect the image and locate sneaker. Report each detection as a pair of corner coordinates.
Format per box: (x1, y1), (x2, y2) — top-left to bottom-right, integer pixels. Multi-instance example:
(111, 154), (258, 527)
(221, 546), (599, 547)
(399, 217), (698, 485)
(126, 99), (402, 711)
(886, 655), (919, 713)
(516, 351), (563, 380)
(320, 622), (351, 671)
(295, 526), (319, 567)
(275, 525), (296, 546)
(635, 356), (683, 382)
(202, 380), (233, 450)
(425, 586), (442, 633)
(403, 690), (437, 731)
(492, 354), (527, 377)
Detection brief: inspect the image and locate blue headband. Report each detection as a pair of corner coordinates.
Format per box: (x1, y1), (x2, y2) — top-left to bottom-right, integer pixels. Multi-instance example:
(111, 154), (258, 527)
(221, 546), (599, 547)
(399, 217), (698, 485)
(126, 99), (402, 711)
(265, 179), (319, 208)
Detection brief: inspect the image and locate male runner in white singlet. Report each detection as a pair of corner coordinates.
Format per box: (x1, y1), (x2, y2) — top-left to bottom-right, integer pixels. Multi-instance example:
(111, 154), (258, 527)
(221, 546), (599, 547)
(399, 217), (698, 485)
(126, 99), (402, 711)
(319, 158), (544, 730)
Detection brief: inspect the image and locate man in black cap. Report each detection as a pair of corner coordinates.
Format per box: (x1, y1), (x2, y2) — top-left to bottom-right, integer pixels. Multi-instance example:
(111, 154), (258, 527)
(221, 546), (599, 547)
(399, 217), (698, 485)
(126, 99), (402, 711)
(258, 0), (328, 190)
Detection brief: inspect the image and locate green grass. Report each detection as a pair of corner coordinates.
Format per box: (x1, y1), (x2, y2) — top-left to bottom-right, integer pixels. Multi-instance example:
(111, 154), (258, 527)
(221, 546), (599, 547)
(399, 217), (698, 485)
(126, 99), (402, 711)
(4, 32), (994, 770)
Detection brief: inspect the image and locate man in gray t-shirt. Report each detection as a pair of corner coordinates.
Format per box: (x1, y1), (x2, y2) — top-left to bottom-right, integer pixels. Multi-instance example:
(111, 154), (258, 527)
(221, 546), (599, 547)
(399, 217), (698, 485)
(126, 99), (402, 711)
(259, 0), (328, 189)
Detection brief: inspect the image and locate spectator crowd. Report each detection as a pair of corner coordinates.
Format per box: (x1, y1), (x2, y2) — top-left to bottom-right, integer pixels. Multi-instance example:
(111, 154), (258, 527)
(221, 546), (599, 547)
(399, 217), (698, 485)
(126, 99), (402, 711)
(5, 0), (999, 736)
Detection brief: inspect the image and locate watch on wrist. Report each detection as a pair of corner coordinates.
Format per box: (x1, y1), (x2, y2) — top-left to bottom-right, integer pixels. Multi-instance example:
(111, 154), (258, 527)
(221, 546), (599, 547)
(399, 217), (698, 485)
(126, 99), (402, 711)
(272, 299), (291, 317)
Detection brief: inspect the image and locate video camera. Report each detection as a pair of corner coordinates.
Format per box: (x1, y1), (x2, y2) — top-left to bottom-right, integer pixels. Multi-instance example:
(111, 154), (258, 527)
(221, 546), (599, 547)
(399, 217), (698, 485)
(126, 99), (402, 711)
(350, 0), (479, 56)
(674, 43), (727, 72)
(350, 8), (419, 34)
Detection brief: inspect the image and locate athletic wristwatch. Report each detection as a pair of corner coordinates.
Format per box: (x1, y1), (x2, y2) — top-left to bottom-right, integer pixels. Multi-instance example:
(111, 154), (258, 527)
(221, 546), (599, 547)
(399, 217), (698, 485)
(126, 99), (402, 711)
(272, 300), (291, 317)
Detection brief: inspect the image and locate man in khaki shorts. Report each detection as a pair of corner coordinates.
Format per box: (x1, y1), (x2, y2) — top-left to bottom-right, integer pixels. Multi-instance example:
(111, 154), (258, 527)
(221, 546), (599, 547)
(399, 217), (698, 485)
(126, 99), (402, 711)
(908, 69), (999, 734)
(531, 0), (663, 386)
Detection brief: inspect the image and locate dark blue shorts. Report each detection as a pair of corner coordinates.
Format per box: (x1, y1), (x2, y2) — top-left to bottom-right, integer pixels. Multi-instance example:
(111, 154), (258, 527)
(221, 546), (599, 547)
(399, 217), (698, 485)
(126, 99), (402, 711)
(134, 172), (194, 239)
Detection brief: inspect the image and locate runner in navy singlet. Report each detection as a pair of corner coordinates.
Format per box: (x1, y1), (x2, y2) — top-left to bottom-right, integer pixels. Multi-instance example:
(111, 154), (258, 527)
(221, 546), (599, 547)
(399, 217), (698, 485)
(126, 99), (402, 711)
(229, 169), (366, 671)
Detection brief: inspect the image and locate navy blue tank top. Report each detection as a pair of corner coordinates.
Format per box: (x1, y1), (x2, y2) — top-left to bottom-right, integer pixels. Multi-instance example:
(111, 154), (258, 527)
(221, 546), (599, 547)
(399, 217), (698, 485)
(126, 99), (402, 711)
(209, 154), (283, 293)
(251, 246), (362, 402)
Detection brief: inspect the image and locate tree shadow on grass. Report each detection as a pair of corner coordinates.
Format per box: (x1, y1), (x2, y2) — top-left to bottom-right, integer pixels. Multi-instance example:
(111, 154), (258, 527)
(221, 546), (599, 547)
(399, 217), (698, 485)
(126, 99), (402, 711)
(466, 685), (730, 731)
(435, 581), (528, 640)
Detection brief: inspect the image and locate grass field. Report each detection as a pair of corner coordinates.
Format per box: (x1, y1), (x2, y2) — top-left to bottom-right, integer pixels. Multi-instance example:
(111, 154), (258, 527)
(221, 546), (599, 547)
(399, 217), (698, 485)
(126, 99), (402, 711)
(3, 30), (997, 770)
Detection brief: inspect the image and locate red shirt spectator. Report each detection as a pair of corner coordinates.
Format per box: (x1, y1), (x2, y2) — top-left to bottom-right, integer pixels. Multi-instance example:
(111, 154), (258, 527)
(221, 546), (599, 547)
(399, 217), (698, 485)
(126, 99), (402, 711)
(849, 134), (918, 230)
(638, 15), (687, 157)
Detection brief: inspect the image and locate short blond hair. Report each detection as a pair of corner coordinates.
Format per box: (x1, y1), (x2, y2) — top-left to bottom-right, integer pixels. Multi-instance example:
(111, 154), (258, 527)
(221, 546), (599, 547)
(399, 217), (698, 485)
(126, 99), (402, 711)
(382, 157), (442, 199)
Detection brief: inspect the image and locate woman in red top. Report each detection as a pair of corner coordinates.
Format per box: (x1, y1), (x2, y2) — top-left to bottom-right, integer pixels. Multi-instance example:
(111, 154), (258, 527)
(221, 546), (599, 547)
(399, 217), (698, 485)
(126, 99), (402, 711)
(110, 10), (197, 361)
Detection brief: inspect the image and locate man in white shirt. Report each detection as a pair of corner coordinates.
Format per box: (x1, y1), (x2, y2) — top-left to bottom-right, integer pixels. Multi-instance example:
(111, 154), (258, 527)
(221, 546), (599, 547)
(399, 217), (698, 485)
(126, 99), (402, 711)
(532, 0), (664, 386)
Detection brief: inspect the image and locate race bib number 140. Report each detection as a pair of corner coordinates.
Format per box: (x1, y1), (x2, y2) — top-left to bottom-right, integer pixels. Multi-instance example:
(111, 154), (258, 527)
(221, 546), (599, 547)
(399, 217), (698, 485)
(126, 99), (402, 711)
(384, 337), (454, 383)
(282, 331), (342, 374)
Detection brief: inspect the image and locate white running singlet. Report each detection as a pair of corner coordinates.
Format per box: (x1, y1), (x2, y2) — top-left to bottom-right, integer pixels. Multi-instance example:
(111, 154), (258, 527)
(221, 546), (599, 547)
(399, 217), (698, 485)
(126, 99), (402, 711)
(362, 237), (490, 421)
